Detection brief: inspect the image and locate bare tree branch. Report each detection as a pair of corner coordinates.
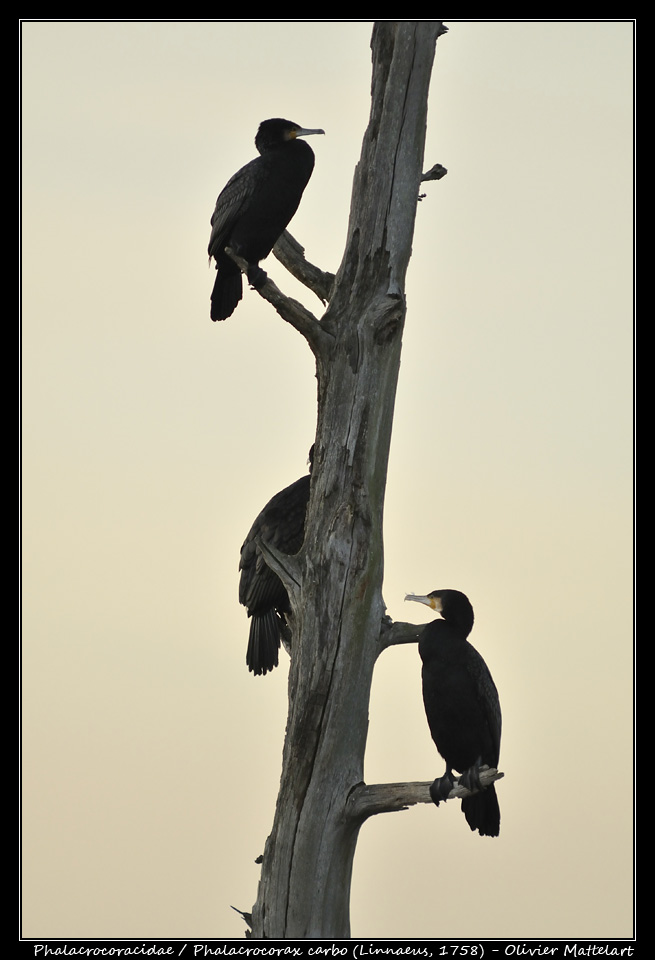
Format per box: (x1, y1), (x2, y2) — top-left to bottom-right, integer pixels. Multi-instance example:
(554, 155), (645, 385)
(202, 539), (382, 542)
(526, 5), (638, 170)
(378, 617), (423, 654)
(225, 246), (333, 356)
(347, 768), (505, 821)
(421, 162), (448, 183)
(273, 230), (336, 304)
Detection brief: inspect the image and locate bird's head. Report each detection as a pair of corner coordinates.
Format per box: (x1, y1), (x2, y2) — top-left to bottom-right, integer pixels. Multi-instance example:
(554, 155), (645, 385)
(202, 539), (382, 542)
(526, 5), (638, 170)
(255, 119), (325, 153)
(405, 589), (474, 634)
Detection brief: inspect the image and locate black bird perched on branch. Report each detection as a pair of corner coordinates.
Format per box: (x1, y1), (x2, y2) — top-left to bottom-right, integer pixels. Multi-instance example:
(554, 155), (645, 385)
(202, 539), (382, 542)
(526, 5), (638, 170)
(238, 449), (313, 675)
(405, 589), (502, 837)
(208, 118), (324, 322)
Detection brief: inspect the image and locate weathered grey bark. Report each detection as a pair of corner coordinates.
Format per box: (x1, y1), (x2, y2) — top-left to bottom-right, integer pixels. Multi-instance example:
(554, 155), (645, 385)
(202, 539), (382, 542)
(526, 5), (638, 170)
(244, 21), (448, 939)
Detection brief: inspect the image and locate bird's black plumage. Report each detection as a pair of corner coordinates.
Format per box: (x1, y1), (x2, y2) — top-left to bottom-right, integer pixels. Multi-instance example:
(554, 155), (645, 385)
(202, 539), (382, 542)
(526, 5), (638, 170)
(238, 451), (313, 675)
(406, 589), (502, 837)
(208, 118), (324, 322)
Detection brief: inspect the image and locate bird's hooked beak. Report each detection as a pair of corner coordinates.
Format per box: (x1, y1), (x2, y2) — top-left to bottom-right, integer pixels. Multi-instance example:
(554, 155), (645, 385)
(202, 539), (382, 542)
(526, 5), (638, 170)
(405, 592), (443, 614)
(292, 127), (325, 139)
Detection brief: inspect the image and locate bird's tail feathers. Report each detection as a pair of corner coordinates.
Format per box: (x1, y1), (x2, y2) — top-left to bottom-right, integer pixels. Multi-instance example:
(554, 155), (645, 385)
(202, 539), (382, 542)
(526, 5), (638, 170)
(246, 610), (281, 676)
(461, 784), (500, 838)
(211, 259), (243, 321)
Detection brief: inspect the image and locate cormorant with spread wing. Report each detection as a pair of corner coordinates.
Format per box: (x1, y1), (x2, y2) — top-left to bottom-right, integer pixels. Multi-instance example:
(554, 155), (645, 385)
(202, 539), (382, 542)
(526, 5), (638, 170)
(208, 118), (324, 321)
(405, 589), (502, 837)
(238, 450), (313, 675)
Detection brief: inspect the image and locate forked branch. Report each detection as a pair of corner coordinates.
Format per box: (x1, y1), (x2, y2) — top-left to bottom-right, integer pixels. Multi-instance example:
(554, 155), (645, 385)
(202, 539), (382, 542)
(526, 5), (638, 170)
(225, 246), (333, 356)
(273, 230), (335, 303)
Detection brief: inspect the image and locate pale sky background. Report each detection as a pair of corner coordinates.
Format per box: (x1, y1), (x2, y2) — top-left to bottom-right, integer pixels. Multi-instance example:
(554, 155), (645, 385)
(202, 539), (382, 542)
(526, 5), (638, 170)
(21, 20), (634, 941)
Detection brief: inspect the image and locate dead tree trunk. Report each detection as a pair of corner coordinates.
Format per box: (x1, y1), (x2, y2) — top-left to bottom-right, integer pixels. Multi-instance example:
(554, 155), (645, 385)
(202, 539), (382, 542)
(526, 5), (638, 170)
(247, 21), (448, 939)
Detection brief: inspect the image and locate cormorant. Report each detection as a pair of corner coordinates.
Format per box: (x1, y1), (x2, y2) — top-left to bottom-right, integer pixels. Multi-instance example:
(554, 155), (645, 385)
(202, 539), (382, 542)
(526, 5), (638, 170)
(208, 118), (324, 322)
(238, 450), (313, 675)
(405, 589), (502, 837)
